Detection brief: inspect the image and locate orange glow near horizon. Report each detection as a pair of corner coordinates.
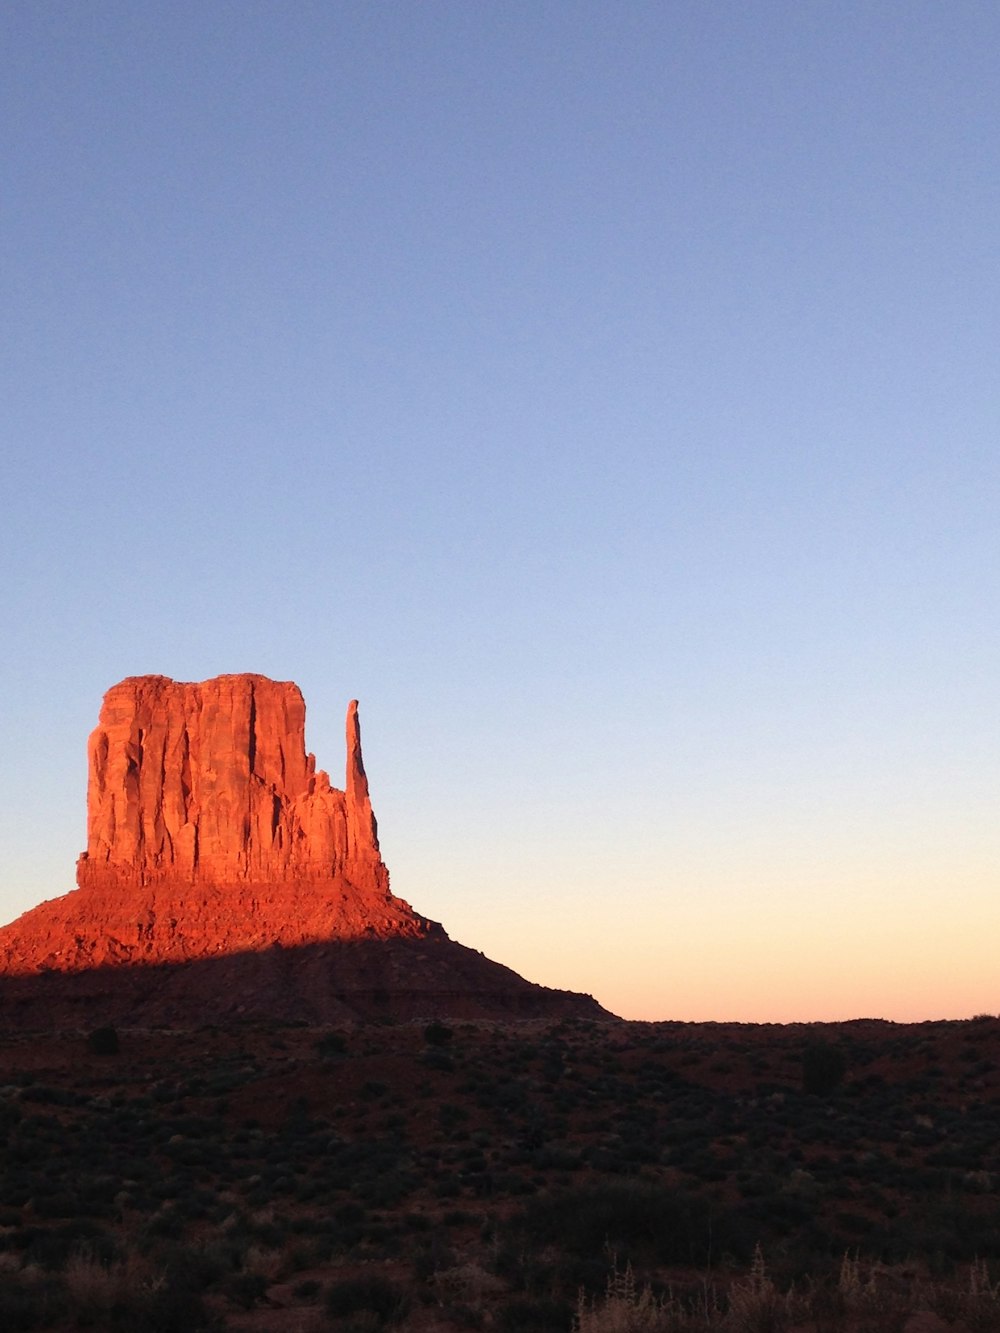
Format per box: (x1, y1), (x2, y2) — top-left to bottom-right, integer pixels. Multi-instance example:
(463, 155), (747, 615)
(450, 853), (1000, 1026)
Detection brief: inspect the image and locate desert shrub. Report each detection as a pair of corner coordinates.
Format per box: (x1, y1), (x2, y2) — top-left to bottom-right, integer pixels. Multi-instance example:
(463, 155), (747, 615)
(356, 1171), (415, 1207)
(737, 1190), (819, 1249)
(439, 1102), (469, 1130)
(0, 1097), (22, 1134)
(64, 1248), (149, 1326)
(507, 1181), (750, 1281)
(325, 1273), (410, 1326)
(15, 1221), (117, 1271)
(414, 1234), (457, 1282)
(21, 1084), (81, 1107)
(33, 1190), (82, 1219)
(500, 1295), (573, 1331)
(0, 1270), (66, 1330)
(425, 1021), (454, 1046)
(532, 1144), (583, 1172)
(134, 1273), (222, 1332)
(60, 1243), (223, 1332)
(74, 1175), (120, 1219)
(87, 1026), (120, 1056)
(801, 1042), (846, 1096)
(492, 1171), (536, 1197)
(222, 1270), (269, 1308)
(434, 1172), (463, 1198)
(142, 1209), (185, 1241)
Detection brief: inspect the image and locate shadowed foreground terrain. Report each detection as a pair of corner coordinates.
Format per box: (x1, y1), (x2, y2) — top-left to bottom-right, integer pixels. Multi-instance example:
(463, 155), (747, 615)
(0, 938), (607, 1029)
(0, 1013), (998, 1331)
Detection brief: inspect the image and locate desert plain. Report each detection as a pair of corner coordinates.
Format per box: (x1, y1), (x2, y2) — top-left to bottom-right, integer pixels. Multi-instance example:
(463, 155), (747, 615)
(0, 1012), (999, 1331)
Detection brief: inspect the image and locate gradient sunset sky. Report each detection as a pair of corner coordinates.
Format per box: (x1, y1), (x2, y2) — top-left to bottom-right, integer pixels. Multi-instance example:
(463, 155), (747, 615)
(3, 2), (998, 1022)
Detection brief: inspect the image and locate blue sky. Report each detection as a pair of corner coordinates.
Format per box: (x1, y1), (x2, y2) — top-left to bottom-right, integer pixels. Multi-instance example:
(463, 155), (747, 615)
(2, 1), (998, 1020)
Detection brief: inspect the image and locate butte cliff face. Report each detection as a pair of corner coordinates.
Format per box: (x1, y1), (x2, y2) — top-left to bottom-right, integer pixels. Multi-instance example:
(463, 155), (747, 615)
(79, 674), (385, 897)
(0, 675), (431, 976)
(0, 674), (610, 1025)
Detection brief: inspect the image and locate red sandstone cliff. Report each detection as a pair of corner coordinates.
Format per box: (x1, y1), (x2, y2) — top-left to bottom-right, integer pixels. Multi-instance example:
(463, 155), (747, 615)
(0, 675), (431, 974)
(0, 674), (611, 1025)
(79, 675), (385, 895)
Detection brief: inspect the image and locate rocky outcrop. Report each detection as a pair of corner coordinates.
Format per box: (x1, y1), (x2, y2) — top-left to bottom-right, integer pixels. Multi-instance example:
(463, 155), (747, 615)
(0, 674), (612, 1025)
(1, 675), (431, 974)
(78, 675), (385, 895)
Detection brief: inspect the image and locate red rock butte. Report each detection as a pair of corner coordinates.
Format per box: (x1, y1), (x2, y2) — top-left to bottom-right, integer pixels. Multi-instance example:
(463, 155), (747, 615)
(80, 675), (388, 896)
(0, 674), (609, 1025)
(1, 675), (433, 975)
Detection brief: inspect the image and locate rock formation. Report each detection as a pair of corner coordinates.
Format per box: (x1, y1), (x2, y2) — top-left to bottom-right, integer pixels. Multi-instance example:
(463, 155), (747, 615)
(79, 674), (387, 901)
(0, 674), (610, 1025)
(0, 675), (431, 976)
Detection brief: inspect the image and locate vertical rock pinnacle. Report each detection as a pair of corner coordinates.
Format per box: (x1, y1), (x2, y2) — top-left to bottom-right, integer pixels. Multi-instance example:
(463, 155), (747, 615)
(345, 699), (382, 879)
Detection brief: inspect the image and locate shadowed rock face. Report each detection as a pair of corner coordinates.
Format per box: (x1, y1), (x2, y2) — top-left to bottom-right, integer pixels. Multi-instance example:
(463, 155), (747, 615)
(0, 674), (612, 1025)
(0, 937), (607, 1029)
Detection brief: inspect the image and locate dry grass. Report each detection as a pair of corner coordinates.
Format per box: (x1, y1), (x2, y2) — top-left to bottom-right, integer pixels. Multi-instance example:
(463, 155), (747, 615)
(63, 1246), (161, 1320)
(575, 1264), (690, 1333)
(573, 1250), (940, 1333)
(925, 1259), (1000, 1333)
(574, 1254), (802, 1333)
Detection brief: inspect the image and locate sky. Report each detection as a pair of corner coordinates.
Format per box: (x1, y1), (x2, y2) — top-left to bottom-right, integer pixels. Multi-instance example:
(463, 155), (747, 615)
(2, 1), (998, 1023)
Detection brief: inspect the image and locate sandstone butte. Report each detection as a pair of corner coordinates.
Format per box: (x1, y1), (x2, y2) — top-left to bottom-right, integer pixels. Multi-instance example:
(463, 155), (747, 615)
(0, 674), (607, 1024)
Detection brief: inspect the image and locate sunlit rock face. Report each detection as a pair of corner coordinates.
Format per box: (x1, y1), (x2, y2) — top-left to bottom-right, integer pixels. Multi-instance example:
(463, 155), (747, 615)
(0, 675), (432, 974)
(78, 675), (385, 895)
(0, 675), (612, 1027)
